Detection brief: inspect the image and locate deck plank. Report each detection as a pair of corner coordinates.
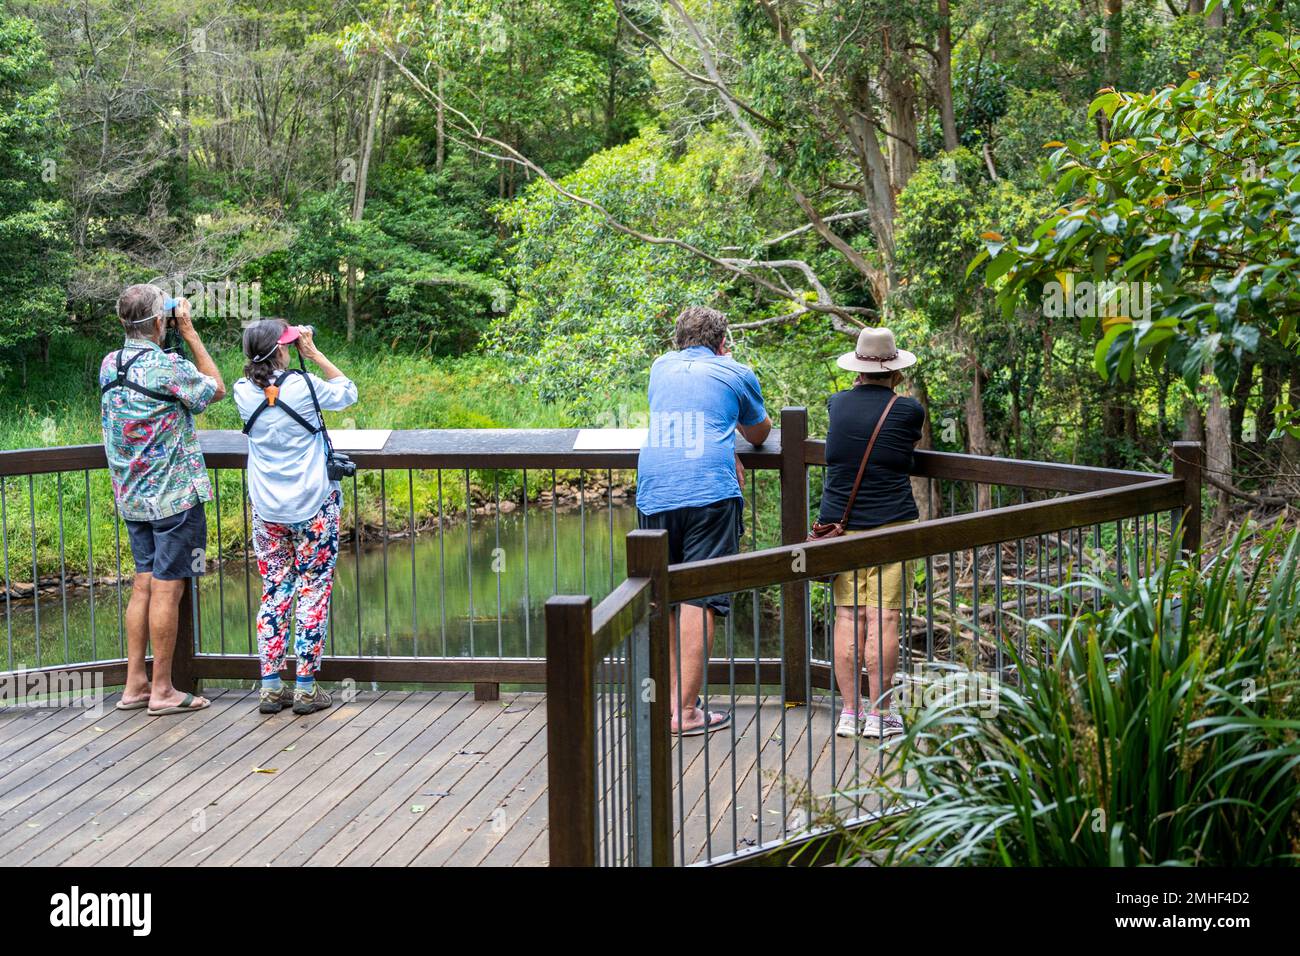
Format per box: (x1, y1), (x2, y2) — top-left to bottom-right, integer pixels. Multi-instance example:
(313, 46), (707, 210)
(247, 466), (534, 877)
(0, 690), (237, 862)
(63, 691), (382, 866)
(0, 690), (880, 866)
(134, 692), (396, 866)
(184, 693), (427, 866)
(297, 693), (504, 866)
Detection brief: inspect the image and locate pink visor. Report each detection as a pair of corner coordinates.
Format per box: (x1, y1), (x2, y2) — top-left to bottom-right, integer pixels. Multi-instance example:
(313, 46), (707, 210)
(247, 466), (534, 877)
(276, 325), (302, 345)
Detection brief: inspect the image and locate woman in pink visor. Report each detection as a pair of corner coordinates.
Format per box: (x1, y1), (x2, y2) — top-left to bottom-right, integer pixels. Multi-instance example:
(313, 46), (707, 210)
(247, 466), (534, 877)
(234, 319), (358, 715)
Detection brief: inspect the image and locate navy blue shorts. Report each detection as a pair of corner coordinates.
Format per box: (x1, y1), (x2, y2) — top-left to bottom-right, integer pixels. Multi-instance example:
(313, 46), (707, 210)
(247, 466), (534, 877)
(125, 504), (208, 580)
(637, 498), (742, 616)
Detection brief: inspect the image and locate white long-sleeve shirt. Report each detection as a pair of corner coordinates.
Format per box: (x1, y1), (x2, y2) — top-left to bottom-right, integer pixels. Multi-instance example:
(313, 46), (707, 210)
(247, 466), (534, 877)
(234, 371), (358, 524)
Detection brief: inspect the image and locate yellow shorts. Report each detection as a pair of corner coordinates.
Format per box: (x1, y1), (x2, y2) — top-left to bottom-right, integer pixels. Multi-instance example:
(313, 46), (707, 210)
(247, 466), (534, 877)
(831, 520), (915, 609)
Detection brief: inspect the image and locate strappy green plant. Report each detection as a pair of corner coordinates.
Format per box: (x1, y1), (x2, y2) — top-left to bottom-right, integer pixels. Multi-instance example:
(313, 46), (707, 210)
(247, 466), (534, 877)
(846, 523), (1300, 866)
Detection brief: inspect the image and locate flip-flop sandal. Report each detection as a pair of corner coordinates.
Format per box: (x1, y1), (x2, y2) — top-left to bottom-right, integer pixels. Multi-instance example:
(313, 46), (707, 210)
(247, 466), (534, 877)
(147, 692), (209, 716)
(115, 697), (149, 711)
(677, 709), (733, 737)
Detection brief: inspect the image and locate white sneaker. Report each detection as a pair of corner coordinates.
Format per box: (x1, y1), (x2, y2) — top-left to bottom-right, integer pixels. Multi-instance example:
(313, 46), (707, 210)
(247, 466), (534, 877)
(862, 711), (905, 738)
(835, 711), (863, 738)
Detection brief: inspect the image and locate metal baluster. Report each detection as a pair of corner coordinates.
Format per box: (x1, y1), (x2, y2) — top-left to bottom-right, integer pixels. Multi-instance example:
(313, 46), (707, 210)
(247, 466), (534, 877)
(701, 601), (713, 862)
(1, 476), (11, 671)
(352, 473), (362, 655)
(550, 469), (558, 595)
(725, 600), (738, 855)
(214, 472), (227, 656)
(465, 469), (474, 657)
(521, 469), (530, 657)
(607, 468), (615, 592)
(947, 482), (956, 663)
(85, 471), (96, 664)
(57, 473), (69, 664)
(597, 654), (609, 866)
(113, 503), (124, 656)
(241, 471), (254, 653)
(29, 475), (39, 668)
(437, 470), (447, 657)
(579, 470), (587, 593)
(994, 536), (1003, 676)
(381, 469), (390, 653)
(494, 471), (502, 658)
(408, 469), (417, 658)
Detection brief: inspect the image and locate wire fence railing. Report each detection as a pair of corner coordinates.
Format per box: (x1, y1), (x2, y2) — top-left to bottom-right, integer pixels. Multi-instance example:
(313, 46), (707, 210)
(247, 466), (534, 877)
(0, 419), (1204, 869)
(545, 422), (1203, 866)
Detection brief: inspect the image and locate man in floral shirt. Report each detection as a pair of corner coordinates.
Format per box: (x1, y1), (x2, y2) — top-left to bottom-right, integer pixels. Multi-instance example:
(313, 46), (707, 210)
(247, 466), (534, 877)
(100, 284), (225, 715)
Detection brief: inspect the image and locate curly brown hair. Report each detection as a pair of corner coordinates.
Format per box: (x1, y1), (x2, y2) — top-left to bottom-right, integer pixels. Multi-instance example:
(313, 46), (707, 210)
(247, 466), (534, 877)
(672, 305), (727, 352)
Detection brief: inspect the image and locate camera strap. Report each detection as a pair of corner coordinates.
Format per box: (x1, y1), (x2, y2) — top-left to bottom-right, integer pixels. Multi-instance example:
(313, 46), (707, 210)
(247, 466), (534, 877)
(100, 347), (182, 404)
(296, 359), (339, 458)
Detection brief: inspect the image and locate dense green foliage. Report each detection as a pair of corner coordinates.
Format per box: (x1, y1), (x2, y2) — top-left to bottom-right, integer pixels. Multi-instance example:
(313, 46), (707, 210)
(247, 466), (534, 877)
(979, 29), (1300, 440)
(0, 13), (71, 375)
(0, 0), (1296, 493)
(853, 524), (1300, 866)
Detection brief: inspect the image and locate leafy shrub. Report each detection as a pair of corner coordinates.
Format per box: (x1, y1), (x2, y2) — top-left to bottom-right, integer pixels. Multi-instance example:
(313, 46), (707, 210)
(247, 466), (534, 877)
(852, 524), (1300, 866)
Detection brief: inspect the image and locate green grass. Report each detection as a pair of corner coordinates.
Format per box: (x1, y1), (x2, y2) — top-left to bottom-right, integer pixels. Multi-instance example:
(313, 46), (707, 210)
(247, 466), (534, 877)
(0, 326), (649, 577)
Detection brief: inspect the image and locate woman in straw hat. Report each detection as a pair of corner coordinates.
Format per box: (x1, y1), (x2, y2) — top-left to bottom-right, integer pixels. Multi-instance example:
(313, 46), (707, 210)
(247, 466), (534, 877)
(819, 327), (925, 739)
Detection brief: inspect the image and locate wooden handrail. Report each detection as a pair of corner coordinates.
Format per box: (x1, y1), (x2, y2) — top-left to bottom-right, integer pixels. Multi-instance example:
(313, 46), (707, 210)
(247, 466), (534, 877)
(0, 429), (781, 477)
(805, 440), (1161, 492)
(4, 427), (1164, 493)
(666, 477), (1186, 602)
(591, 576), (650, 660)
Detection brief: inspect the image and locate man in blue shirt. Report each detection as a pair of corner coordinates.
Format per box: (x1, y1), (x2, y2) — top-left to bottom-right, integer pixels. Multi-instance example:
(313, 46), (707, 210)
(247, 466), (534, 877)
(637, 306), (771, 735)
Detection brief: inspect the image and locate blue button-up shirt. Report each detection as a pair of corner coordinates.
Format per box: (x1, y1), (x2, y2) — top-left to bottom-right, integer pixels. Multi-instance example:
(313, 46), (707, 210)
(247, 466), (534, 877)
(99, 338), (217, 521)
(636, 346), (767, 515)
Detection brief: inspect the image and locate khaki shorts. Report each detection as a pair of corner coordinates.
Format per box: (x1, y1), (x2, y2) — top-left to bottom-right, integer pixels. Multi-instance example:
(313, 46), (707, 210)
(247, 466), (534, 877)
(831, 519), (916, 609)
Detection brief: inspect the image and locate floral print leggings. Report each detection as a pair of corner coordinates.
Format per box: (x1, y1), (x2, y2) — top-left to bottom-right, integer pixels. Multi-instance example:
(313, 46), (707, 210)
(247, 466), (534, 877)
(252, 490), (341, 679)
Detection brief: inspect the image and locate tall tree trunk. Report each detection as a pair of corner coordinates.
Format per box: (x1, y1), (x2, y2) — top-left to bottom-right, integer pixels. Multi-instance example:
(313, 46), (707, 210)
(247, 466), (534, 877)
(964, 343), (992, 511)
(882, 28), (919, 195)
(910, 373), (940, 520)
(435, 67), (445, 172)
(1229, 356), (1255, 447)
(604, 18), (622, 146)
(936, 0), (959, 151)
(346, 59), (385, 342)
(1282, 363), (1300, 482)
(1182, 395), (1204, 444)
(1205, 380), (1232, 522)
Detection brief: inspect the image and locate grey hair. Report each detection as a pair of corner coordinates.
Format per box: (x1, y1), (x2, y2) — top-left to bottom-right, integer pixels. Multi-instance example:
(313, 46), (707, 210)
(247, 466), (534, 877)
(673, 305), (727, 351)
(117, 284), (165, 339)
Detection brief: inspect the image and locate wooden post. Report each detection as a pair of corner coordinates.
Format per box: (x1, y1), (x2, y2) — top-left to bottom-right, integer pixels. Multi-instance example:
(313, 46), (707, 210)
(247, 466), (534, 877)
(1172, 441), (1203, 558)
(545, 595), (595, 866)
(172, 578), (199, 695)
(626, 529), (673, 867)
(779, 407), (809, 705)
(473, 682), (500, 701)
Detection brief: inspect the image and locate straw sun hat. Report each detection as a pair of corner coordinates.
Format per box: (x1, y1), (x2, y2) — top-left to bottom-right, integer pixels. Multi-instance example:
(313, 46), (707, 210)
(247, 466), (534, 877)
(835, 326), (918, 374)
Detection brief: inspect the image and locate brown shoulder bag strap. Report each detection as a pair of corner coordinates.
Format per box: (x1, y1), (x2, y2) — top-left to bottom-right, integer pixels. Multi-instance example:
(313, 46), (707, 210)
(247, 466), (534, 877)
(838, 393), (900, 526)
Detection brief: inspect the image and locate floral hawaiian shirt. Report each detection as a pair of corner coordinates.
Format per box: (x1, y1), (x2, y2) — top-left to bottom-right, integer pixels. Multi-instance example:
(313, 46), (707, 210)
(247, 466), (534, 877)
(99, 338), (218, 521)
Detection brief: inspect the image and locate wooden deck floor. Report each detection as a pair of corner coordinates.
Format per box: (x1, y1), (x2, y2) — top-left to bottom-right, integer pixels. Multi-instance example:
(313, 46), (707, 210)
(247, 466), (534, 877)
(0, 689), (896, 866)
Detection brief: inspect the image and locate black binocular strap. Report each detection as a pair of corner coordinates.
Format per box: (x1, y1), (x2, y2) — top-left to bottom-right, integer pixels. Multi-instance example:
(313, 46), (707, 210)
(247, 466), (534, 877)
(100, 348), (181, 404)
(241, 370), (323, 437)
